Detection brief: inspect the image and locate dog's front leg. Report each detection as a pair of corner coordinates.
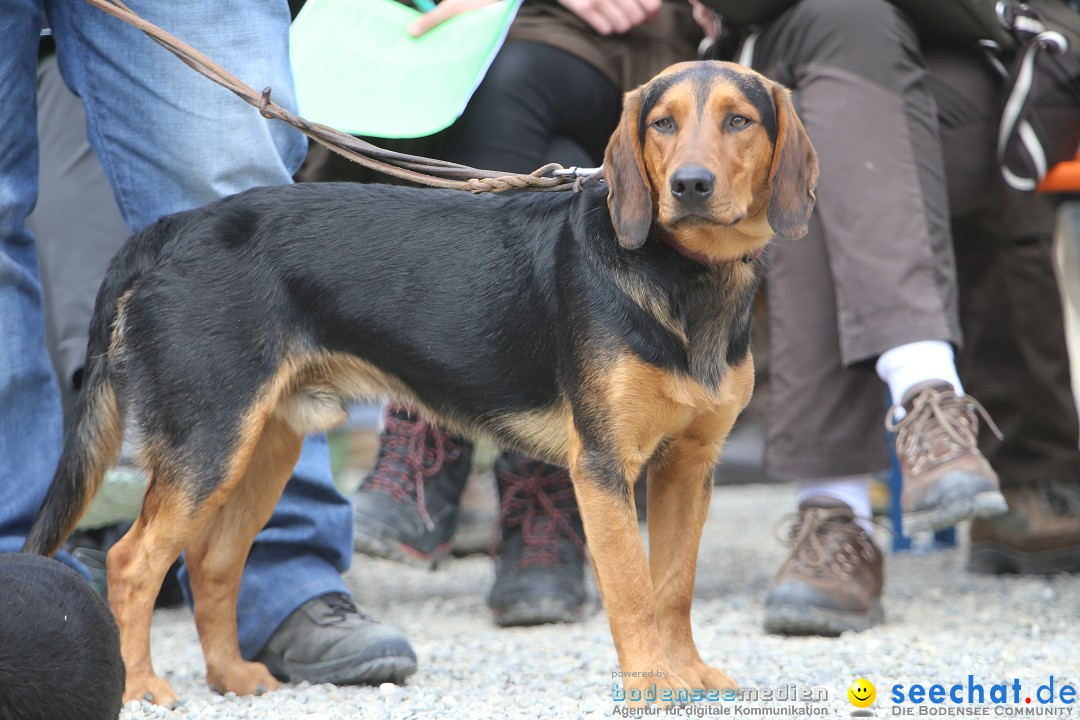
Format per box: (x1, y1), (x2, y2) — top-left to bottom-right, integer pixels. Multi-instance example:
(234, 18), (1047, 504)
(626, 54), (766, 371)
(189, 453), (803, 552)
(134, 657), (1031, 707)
(567, 431), (692, 708)
(645, 357), (753, 694)
(647, 423), (739, 694)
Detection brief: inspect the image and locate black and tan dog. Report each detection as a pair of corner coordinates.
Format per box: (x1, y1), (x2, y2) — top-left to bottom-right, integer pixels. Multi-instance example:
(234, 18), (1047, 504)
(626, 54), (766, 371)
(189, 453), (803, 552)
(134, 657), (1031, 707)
(24, 60), (816, 705)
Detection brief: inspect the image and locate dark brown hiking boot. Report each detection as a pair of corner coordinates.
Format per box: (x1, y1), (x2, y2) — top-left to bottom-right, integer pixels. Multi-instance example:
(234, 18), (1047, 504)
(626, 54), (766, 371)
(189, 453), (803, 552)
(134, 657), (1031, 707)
(763, 499), (884, 636)
(886, 381), (1007, 535)
(352, 405), (473, 567)
(488, 453), (588, 627)
(969, 479), (1080, 575)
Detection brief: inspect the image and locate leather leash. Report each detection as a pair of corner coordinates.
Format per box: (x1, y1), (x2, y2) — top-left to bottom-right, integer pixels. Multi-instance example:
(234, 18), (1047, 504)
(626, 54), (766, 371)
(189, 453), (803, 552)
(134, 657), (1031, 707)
(80, 0), (599, 193)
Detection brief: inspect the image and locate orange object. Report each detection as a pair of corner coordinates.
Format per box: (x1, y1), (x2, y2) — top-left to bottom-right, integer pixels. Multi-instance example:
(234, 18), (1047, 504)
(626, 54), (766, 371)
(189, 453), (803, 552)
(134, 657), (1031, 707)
(1038, 152), (1080, 193)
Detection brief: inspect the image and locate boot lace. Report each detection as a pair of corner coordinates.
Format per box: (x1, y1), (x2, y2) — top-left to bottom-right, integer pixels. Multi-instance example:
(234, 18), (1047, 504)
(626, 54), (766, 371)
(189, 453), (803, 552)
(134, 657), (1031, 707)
(493, 459), (585, 570)
(317, 593), (377, 625)
(885, 388), (1002, 475)
(773, 508), (878, 581)
(364, 405), (463, 531)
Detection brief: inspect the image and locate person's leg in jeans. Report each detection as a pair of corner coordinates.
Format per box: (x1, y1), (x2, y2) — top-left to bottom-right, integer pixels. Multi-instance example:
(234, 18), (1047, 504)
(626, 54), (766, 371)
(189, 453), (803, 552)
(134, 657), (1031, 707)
(351, 41), (619, 625)
(926, 45), (1080, 575)
(0, 0), (84, 576)
(746, 0), (1003, 635)
(39, 0), (414, 690)
(32, 52), (128, 426)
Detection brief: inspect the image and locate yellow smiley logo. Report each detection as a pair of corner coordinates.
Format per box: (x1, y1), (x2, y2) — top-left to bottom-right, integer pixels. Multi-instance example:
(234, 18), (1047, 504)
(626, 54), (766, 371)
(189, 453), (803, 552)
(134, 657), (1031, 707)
(848, 678), (876, 708)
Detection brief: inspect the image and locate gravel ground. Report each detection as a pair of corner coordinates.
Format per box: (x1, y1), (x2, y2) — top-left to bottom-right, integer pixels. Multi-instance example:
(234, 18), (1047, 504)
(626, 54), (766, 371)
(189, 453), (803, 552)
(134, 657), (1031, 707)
(119, 482), (1080, 720)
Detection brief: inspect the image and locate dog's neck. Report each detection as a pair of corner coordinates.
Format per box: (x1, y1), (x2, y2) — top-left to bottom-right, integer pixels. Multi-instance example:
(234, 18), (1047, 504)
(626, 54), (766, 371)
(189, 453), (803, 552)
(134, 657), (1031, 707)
(658, 232), (764, 266)
(653, 221), (772, 268)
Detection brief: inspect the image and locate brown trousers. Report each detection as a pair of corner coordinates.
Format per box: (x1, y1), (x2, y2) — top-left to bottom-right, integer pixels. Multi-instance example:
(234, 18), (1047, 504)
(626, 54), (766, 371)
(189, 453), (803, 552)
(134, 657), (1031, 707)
(752, 0), (1080, 486)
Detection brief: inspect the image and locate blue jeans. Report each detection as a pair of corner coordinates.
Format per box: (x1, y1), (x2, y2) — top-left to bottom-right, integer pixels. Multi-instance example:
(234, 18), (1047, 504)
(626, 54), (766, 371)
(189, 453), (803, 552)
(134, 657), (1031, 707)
(0, 0), (351, 658)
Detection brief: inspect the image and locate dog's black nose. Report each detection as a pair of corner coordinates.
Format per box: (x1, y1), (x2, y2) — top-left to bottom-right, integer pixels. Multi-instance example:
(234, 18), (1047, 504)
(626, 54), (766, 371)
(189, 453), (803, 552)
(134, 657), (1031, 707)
(670, 166), (715, 203)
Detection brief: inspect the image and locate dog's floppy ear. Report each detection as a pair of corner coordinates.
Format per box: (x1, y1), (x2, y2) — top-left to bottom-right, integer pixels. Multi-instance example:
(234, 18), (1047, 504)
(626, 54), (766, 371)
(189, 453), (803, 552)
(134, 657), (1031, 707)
(604, 88), (653, 249)
(767, 83), (818, 241)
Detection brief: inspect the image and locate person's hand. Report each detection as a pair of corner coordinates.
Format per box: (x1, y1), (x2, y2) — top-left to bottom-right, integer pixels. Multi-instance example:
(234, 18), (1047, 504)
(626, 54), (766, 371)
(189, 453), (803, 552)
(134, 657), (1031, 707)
(408, 0), (501, 36)
(688, 0), (718, 40)
(556, 0), (661, 35)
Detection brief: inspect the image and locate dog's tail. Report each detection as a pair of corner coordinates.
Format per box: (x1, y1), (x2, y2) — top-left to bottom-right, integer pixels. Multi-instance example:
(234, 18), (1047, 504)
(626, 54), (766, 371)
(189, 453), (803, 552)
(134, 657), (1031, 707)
(22, 218), (175, 557)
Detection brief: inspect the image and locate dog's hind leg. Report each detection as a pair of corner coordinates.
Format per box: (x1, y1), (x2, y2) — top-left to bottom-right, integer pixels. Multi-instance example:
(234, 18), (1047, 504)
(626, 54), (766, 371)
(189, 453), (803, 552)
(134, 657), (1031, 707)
(107, 379), (301, 704)
(183, 414), (303, 696)
(107, 467), (204, 706)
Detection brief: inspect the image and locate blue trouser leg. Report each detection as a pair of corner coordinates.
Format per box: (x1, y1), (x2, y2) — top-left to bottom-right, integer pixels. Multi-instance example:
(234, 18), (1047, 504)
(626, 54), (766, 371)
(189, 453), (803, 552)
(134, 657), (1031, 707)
(0, 0), (87, 576)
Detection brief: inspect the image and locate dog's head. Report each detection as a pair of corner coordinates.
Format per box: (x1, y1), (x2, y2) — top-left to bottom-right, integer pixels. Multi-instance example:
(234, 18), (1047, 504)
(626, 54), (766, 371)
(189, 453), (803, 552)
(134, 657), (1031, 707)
(603, 61), (818, 261)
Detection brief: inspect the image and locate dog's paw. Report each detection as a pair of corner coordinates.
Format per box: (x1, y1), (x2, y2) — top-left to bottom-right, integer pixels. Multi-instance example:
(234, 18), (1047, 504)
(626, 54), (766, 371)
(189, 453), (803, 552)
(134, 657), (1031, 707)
(123, 673), (180, 707)
(622, 670), (694, 708)
(672, 662), (738, 693)
(207, 660), (280, 697)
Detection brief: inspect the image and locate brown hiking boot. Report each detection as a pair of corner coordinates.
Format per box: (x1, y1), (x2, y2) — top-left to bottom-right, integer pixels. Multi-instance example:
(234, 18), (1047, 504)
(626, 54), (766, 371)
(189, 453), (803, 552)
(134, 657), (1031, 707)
(763, 499), (884, 636)
(488, 453), (587, 627)
(352, 405), (473, 567)
(886, 381), (1007, 535)
(969, 480), (1080, 575)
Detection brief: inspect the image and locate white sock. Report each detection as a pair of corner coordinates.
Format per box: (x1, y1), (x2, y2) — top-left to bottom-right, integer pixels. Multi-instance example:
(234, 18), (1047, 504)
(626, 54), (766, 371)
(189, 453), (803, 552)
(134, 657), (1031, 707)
(875, 340), (964, 419)
(798, 476), (874, 535)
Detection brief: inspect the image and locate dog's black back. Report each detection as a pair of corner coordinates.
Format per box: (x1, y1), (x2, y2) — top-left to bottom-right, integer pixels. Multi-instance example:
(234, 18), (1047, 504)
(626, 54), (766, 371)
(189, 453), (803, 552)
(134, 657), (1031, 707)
(0, 554), (124, 720)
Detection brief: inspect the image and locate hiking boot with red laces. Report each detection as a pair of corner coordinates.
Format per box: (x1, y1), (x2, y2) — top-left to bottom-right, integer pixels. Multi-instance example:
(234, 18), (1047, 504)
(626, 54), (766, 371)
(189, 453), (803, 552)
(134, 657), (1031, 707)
(763, 499), (884, 636)
(886, 381), (1008, 535)
(969, 479), (1080, 575)
(488, 453), (588, 627)
(352, 405), (473, 567)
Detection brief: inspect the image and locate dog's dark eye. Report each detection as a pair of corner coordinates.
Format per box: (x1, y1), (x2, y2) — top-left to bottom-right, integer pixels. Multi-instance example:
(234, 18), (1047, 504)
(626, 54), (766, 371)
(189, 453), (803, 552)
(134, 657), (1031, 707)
(728, 115), (752, 129)
(652, 117), (675, 132)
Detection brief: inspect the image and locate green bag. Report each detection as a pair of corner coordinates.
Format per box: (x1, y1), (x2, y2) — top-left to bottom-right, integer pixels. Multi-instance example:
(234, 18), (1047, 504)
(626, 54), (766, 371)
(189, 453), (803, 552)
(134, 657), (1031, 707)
(290, 0), (522, 139)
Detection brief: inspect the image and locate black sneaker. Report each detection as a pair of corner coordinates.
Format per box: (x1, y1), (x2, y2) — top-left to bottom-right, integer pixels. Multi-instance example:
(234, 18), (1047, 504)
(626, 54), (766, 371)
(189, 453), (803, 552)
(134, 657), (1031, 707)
(255, 593), (417, 686)
(488, 453), (588, 626)
(352, 405), (473, 567)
